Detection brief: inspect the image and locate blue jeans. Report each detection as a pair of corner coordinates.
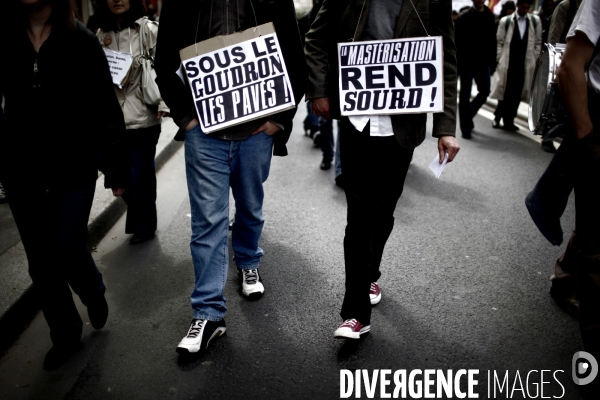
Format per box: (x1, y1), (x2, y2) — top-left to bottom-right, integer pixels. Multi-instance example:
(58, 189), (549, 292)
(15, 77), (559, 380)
(319, 117), (334, 163)
(335, 123), (342, 177)
(306, 101), (334, 162)
(184, 126), (274, 321)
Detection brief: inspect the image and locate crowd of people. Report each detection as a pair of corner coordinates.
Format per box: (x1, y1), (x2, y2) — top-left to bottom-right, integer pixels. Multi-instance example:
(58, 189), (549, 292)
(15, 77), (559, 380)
(0, 0), (598, 381)
(454, 0), (579, 153)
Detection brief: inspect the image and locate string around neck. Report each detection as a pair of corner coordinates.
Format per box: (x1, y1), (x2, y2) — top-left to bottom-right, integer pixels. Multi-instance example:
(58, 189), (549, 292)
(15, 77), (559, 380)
(352, 0), (368, 42)
(408, 0), (430, 37)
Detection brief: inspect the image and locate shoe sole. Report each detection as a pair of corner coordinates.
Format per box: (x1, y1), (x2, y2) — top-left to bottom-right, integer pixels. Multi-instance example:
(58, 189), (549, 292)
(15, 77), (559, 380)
(370, 293), (381, 305)
(242, 282), (264, 298)
(176, 327), (227, 354)
(333, 325), (371, 340)
(242, 288), (264, 298)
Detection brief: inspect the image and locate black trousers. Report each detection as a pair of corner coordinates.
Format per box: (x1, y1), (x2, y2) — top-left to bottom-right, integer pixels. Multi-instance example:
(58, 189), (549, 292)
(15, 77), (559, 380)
(458, 64), (491, 134)
(6, 180), (105, 345)
(339, 118), (414, 325)
(572, 133), (600, 358)
(122, 125), (160, 235)
(494, 69), (524, 126)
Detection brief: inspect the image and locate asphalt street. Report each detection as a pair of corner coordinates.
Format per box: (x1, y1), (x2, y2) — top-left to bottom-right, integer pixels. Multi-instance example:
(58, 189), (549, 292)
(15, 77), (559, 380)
(0, 104), (590, 399)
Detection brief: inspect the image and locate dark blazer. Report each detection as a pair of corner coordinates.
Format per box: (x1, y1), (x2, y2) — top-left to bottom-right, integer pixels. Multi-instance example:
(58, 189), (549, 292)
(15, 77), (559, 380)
(155, 0), (307, 157)
(305, 0), (457, 148)
(0, 21), (128, 189)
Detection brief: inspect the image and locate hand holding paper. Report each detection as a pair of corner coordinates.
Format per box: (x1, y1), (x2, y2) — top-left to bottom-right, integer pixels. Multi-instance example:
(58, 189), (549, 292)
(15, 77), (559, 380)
(438, 136), (460, 163)
(429, 152), (449, 179)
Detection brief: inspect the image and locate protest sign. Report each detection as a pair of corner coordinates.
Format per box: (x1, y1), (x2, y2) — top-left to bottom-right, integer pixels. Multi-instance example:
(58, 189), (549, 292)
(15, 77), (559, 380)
(337, 36), (444, 116)
(104, 48), (133, 88)
(179, 23), (295, 134)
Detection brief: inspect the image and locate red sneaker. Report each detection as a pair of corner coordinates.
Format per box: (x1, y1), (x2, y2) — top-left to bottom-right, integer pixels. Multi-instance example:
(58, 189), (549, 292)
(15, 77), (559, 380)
(333, 318), (370, 339)
(370, 282), (381, 305)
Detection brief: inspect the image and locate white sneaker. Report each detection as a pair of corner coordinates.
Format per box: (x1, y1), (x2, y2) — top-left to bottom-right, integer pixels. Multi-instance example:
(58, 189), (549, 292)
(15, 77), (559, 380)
(176, 319), (226, 354)
(239, 269), (264, 298)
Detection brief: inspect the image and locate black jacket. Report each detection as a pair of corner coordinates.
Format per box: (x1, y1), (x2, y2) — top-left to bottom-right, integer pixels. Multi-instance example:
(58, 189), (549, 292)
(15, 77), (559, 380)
(454, 6), (497, 70)
(154, 0), (307, 156)
(305, 0), (457, 147)
(0, 21), (128, 189)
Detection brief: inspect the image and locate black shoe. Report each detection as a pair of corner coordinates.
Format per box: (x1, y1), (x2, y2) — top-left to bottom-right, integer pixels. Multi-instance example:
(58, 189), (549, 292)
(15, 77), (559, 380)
(462, 130), (472, 139)
(541, 140), (557, 153)
(129, 231), (155, 245)
(87, 294), (109, 330)
(492, 119), (502, 129)
(335, 174), (345, 189)
(43, 342), (82, 370)
(176, 319), (227, 354)
(320, 160), (332, 170)
(503, 124), (519, 132)
(313, 131), (322, 148)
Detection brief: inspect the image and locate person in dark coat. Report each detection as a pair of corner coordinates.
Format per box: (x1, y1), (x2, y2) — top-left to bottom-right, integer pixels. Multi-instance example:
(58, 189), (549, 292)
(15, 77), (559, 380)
(154, 0), (306, 354)
(306, 0), (459, 340)
(0, 0), (129, 370)
(455, 0), (497, 139)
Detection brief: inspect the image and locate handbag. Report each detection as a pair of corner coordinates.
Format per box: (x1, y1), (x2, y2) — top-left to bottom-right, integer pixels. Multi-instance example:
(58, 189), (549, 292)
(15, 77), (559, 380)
(138, 17), (162, 106)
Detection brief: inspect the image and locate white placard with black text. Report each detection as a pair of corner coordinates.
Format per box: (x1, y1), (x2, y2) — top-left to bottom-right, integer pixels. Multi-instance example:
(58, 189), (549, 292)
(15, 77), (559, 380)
(103, 48), (133, 88)
(338, 36), (444, 116)
(180, 23), (295, 134)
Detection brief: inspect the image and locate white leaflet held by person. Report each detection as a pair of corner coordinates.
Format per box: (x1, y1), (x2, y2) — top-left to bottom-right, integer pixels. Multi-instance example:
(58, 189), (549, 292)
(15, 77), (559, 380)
(103, 48), (133, 88)
(337, 36), (444, 116)
(429, 152), (449, 179)
(179, 23), (295, 134)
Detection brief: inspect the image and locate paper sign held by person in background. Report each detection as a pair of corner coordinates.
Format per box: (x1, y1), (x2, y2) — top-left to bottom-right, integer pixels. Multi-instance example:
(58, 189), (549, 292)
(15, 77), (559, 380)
(338, 36), (444, 116)
(104, 48), (133, 88)
(179, 23), (295, 134)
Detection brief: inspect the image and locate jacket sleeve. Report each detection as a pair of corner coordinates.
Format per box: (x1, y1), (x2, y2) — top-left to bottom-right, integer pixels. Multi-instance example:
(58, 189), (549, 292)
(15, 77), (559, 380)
(497, 17), (508, 62)
(154, 0), (196, 132)
(304, 0), (342, 100)
(534, 16), (543, 55)
(488, 13), (498, 69)
(548, 2), (568, 45)
(454, 13), (464, 68)
(267, 0), (307, 156)
(430, 0), (457, 138)
(83, 29), (129, 188)
(147, 21), (170, 114)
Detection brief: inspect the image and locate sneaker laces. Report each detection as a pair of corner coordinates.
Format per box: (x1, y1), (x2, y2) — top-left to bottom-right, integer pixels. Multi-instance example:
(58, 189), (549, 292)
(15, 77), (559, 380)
(186, 319), (206, 338)
(341, 318), (358, 328)
(370, 282), (378, 292)
(243, 269), (259, 284)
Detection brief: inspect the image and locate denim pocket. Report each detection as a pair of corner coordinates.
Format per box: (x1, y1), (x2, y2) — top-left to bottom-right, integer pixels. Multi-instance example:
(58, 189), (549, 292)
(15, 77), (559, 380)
(185, 124), (201, 133)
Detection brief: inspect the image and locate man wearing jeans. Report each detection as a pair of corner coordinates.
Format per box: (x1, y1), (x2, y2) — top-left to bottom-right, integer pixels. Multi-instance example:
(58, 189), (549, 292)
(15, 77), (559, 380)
(155, 0), (306, 354)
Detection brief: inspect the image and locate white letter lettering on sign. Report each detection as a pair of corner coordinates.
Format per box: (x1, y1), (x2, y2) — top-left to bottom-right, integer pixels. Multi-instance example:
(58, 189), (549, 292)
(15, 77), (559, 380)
(338, 37), (443, 116)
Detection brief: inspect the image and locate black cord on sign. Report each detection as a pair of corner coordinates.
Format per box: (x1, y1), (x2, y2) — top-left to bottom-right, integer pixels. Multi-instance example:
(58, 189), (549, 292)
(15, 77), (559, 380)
(408, 0), (430, 36)
(236, 0), (241, 31)
(352, 0), (367, 42)
(194, 0), (203, 55)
